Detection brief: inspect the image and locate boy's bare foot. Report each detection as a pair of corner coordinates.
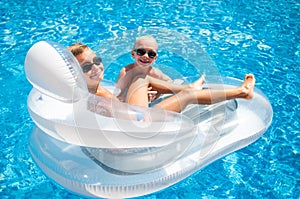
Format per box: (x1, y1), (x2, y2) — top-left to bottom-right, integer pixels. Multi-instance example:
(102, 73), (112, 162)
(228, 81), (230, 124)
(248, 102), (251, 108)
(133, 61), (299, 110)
(191, 74), (206, 90)
(240, 74), (255, 99)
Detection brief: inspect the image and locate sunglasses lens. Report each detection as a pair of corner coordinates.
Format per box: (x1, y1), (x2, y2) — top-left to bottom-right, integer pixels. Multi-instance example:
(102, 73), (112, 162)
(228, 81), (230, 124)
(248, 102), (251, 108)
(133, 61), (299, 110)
(93, 57), (102, 65)
(81, 64), (92, 73)
(148, 50), (157, 58)
(136, 49), (146, 56)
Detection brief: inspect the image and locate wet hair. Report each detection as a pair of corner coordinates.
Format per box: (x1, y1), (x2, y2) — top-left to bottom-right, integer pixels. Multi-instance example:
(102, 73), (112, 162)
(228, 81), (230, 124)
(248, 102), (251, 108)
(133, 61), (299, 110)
(68, 42), (91, 56)
(133, 35), (158, 50)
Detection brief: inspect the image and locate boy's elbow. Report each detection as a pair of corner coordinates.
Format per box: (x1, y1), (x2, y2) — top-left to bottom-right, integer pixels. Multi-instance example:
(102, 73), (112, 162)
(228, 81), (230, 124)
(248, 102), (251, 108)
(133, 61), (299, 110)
(165, 76), (172, 81)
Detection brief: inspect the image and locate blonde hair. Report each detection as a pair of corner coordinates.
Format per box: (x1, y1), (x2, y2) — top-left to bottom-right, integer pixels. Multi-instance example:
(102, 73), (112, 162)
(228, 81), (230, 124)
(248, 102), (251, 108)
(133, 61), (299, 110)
(133, 35), (158, 50)
(68, 42), (91, 56)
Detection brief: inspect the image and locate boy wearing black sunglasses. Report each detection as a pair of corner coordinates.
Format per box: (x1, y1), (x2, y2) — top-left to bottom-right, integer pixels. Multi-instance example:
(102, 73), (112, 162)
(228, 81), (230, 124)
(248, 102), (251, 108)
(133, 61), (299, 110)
(117, 35), (172, 102)
(68, 43), (115, 98)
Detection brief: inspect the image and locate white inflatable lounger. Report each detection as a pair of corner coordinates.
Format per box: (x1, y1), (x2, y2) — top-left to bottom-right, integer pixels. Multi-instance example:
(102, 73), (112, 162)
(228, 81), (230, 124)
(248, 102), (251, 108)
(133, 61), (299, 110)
(25, 41), (273, 198)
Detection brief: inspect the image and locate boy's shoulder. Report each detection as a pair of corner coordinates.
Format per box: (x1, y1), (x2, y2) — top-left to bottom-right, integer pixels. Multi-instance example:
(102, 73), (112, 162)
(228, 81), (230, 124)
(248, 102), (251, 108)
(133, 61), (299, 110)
(150, 66), (163, 73)
(124, 64), (135, 72)
(149, 67), (172, 81)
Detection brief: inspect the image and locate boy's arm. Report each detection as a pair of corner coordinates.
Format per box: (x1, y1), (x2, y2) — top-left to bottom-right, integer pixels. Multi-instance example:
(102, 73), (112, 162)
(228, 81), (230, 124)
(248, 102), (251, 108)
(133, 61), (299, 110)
(147, 68), (172, 102)
(117, 67), (126, 81)
(152, 68), (172, 81)
(116, 66), (137, 101)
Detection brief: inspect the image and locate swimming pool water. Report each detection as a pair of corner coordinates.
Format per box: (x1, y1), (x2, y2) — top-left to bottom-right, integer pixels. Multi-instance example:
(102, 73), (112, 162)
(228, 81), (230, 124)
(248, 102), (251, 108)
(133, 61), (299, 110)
(1, 0), (299, 198)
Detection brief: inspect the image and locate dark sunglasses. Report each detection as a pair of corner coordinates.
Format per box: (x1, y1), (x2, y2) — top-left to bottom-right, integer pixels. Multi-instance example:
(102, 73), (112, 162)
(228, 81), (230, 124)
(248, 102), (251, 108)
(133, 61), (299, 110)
(81, 57), (102, 73)
(134, 48), (157, 58)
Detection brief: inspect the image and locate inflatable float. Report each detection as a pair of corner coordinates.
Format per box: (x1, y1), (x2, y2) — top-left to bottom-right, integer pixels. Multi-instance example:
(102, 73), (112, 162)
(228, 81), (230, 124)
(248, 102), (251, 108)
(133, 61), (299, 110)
(25, 41), (273, 198)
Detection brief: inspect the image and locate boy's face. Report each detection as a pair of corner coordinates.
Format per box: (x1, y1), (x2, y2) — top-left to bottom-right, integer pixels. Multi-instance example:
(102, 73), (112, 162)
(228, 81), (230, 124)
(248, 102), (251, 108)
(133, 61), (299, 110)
(132, 40), (158, 67)
(76, 49), (104, 88)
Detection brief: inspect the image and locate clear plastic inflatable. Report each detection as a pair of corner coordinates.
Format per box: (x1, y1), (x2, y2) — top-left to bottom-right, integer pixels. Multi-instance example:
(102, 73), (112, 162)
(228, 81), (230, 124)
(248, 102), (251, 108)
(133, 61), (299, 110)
(25, 40), (273, 198)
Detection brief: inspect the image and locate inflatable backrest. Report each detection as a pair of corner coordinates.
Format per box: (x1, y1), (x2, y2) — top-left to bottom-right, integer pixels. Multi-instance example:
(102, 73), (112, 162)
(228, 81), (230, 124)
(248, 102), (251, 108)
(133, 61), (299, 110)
(25, 41), (88, 102)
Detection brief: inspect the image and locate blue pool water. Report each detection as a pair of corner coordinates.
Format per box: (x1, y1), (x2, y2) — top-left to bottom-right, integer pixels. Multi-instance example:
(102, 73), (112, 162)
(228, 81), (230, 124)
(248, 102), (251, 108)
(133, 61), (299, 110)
(1, 0), (299, 198)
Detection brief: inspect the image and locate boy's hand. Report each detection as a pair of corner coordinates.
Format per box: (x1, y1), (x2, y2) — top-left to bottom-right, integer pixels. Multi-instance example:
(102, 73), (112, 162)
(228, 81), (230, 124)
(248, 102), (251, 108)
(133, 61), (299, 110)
(147, 86), (160, 102)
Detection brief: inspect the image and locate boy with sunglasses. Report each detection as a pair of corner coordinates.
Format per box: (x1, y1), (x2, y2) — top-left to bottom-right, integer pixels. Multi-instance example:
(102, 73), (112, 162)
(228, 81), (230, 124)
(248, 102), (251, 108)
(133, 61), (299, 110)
(117, 35), (172, 102)
(68, 42), (115, 98)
